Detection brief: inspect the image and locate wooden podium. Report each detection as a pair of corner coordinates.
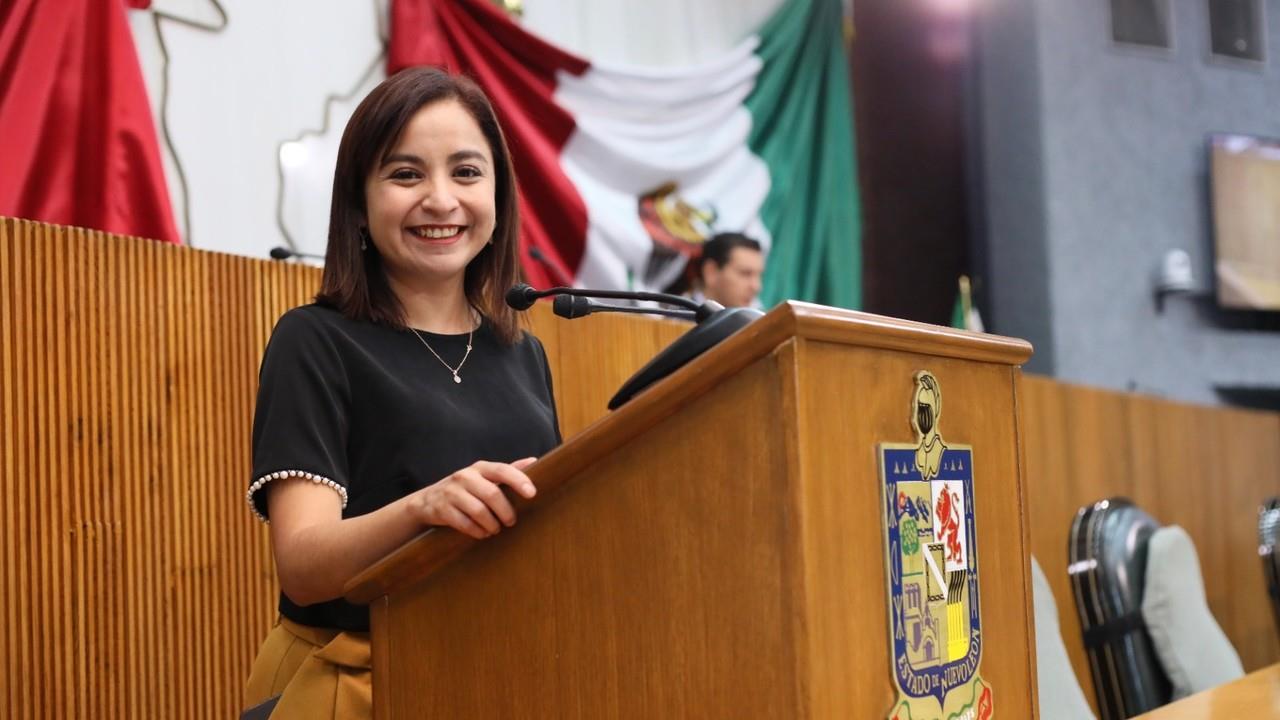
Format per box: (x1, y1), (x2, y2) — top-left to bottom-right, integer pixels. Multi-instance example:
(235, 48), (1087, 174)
(344, 302), (1037, 719)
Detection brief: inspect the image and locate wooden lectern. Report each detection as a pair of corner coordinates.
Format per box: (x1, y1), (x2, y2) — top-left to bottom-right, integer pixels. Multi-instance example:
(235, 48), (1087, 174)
(344, 301), (1037, 719)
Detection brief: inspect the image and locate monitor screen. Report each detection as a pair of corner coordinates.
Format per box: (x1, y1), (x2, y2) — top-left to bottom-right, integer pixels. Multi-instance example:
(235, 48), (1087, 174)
(1209, 133), (1280, 311)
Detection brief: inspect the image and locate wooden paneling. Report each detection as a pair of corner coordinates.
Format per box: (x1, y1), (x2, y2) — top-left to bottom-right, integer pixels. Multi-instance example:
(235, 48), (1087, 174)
(792, 342), (1037, 716)
(3, 217), (1278, 717)
(376, 354), (801, 718)
(0, 218), (311, 719)
(545, 310), (684, 437)
(1023, 375), (1280, 716)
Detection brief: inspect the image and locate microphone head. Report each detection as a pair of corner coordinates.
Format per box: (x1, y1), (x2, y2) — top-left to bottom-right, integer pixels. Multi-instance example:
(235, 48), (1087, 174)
(552, 294), (595, 320)
(268, 246), (294, 260)
(505, 283), (538, 311)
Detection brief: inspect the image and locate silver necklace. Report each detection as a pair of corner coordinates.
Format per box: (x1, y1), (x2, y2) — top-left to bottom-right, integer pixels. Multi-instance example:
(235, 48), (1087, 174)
(410, 320), (474, 384)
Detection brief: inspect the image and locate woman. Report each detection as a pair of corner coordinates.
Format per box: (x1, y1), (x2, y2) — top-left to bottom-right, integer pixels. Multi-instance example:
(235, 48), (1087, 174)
(242, 67), (560, 719)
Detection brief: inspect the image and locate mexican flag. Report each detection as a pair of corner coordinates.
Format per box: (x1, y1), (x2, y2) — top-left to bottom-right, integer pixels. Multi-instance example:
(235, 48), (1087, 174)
(389, 0), (860, 309)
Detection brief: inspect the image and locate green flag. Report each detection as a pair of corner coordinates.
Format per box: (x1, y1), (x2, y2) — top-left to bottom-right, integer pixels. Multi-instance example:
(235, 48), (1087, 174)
(747, 0), (862, 309)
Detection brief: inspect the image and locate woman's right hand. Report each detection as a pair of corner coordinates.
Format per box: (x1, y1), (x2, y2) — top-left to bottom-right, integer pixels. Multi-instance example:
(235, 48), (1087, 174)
(411, 458), (538, 539)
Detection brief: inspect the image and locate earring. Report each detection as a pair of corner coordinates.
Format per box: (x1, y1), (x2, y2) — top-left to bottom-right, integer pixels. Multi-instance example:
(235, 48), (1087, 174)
(359, 226), (369, 251)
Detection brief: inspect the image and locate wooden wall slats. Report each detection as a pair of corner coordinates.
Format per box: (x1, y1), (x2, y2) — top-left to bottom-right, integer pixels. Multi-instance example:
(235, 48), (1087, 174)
(20, 222), (34, 713)
(1, 218), (11, 720)
(2, 217), (1277, 717)
(97, 230), (112, 717)
(20, 222), (37, 716)
(131, 236), (151, 718)
(11, 220), (28, 713)
(99, 229), (113, 719)
(1, 219), (10, 717)
(0, 219), (304, 718)
(35, 223), (56, 719)
(68, 226), (88, 719)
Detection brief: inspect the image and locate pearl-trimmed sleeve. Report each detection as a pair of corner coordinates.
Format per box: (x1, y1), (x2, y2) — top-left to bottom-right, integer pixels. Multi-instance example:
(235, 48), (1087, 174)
(246, 469), (349, 524)
(248, 308), (352, 523)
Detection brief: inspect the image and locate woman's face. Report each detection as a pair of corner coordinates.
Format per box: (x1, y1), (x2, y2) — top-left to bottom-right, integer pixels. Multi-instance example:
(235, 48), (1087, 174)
(364, 99), (497, 290)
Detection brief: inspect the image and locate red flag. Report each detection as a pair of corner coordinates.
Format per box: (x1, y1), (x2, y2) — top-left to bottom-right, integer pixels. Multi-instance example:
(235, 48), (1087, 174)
(0, 0), (180, 243)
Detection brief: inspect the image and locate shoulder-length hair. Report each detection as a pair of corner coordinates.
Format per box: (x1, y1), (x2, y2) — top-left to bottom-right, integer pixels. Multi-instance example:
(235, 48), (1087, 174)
(316, 66), (524, 345)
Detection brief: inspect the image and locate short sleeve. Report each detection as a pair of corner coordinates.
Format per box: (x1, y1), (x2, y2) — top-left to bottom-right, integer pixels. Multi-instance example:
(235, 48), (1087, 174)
(246, 309), (351, 523)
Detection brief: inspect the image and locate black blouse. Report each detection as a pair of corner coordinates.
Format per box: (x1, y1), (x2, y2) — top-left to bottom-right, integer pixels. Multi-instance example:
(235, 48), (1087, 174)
(247, 303), (560, 631)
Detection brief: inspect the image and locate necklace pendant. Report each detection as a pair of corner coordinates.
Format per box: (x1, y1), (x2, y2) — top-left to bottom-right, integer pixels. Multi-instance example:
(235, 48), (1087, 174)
(409, 323), (474, 386)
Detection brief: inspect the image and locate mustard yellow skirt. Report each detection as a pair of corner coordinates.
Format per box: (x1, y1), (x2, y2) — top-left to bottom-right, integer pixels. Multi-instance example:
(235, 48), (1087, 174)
(244, 617), (372, 720)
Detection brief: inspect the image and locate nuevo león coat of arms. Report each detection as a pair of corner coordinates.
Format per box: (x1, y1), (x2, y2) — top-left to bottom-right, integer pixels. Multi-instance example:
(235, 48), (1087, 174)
(879, 371), (993, 720)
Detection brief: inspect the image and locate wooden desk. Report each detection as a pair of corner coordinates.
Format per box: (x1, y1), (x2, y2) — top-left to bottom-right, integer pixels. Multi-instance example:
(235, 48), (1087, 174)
(1134, 665), (1280, 718)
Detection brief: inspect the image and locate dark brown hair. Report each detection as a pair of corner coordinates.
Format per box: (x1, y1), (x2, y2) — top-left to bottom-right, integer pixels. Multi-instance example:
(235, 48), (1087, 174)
(700, 232), (762, 271)
(316, 67), (524, 344)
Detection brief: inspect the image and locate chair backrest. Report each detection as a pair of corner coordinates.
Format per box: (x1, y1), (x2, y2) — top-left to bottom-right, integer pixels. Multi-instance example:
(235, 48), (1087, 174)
(1031, 556), (1097, 720)
(1140, 525), (1244, 698)
(1261, 497), (1280, 638)
(1068, 498), (1172, 719)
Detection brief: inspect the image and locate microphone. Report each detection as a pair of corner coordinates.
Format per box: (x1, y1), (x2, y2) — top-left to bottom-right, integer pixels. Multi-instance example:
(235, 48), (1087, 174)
(553, 294), (695, 321)
(505, 283), (541, 311)
(269, 246), (325, 262)
(507, 282), (763, 409)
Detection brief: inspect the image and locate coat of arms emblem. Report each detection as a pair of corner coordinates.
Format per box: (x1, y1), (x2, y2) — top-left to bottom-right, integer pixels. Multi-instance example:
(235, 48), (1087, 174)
(879, 371), (993, 720)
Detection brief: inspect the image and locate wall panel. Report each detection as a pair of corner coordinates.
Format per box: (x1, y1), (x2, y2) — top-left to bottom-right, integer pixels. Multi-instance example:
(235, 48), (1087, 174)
(0, 219), (316, 718)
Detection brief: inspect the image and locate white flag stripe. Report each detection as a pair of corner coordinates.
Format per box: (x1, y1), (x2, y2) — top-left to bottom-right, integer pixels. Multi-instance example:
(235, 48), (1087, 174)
(566, 35), (761, 86)
(554, 57), (761, 129)
(571, 88), (757, 142)
(566, 111), (757, 182)
(553, 38), (772, 292)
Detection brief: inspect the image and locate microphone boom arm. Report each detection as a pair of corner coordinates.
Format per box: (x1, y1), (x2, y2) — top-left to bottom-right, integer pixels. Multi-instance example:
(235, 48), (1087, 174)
(519, 284), (719, 321)
(544, 286), (700, 311)
(505, 282), (760, 409)
(553, 294), (695, 321)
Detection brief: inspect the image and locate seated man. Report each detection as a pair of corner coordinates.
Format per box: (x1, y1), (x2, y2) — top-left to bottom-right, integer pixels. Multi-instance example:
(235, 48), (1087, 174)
(695, 232), (764, 308)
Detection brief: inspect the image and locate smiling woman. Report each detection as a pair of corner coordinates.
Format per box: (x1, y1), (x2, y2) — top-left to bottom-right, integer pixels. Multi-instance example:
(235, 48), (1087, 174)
(364, 101), (498, 304)
(316, 67), (524, 344)
(241, 68), (560, 719)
